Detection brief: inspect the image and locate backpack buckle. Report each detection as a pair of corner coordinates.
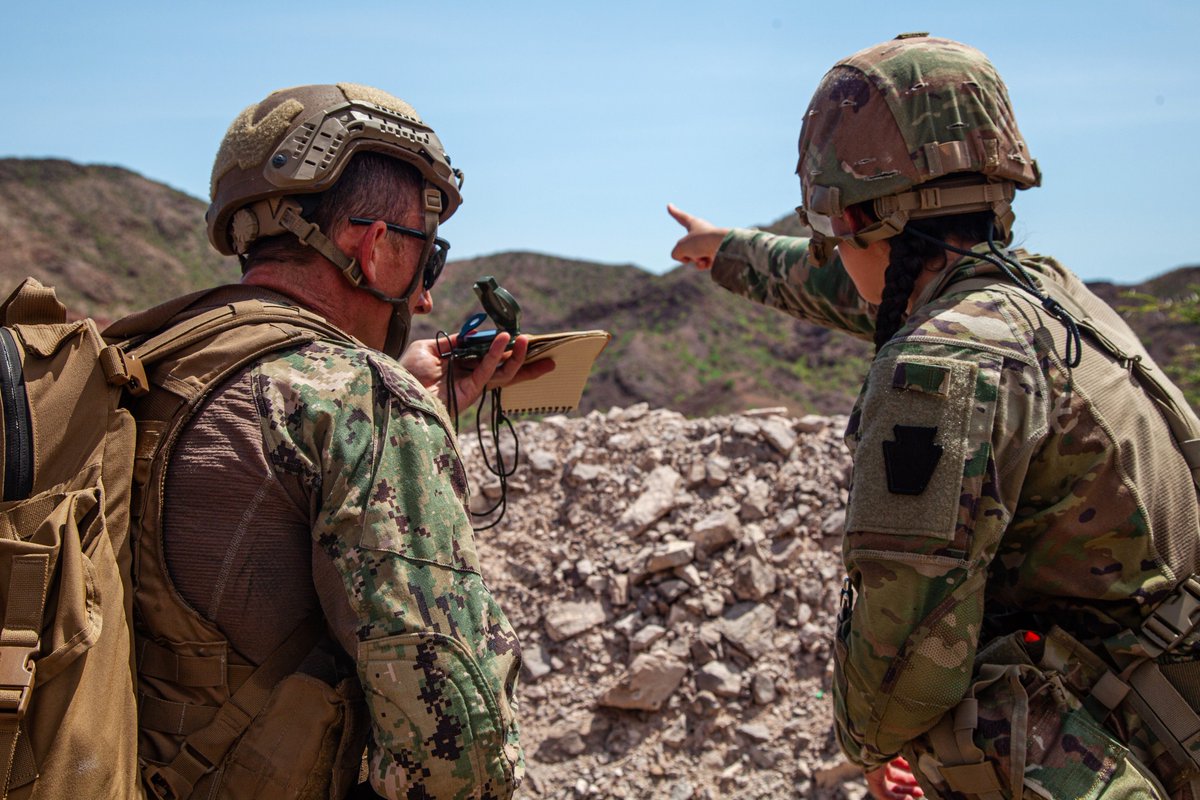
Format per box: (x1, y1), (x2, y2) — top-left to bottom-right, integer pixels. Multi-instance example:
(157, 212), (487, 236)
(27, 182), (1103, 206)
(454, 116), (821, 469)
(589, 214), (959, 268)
(1142, 575), (1200, 655)
(0, 643), (37, 720)
(100, 346), (151, 397)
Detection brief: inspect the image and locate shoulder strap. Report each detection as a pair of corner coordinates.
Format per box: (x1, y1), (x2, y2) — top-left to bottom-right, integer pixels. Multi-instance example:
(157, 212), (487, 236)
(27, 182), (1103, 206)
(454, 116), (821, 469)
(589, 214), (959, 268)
(141, 616), (324, 800)
(947, 275), (1200, 489)
(103, 290), (354, 400)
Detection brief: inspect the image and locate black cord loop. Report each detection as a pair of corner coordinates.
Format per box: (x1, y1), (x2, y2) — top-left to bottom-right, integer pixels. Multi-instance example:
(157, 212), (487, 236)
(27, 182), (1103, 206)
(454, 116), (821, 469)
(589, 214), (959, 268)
(437, 330), (519, 530)
(904, 222), (1085, 368)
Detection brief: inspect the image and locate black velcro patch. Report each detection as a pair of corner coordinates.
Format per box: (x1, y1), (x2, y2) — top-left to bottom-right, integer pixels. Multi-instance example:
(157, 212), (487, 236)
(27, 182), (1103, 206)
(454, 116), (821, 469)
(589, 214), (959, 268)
(882, 425), (943, 495)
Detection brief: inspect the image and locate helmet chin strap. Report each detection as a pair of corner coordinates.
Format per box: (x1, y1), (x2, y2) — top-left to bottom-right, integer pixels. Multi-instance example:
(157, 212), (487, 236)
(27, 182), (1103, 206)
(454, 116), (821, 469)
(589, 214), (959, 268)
(271, 187), (443, 359)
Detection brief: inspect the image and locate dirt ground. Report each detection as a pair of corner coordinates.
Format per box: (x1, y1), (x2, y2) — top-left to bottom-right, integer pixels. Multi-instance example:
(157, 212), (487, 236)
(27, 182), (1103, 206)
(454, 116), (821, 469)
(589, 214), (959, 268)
(460, 404), (870, 799)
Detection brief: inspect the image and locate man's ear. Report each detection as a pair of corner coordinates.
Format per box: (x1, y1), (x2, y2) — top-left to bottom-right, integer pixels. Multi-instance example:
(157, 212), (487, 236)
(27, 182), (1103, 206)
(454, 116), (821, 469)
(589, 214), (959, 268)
(349, 220), (390, 286)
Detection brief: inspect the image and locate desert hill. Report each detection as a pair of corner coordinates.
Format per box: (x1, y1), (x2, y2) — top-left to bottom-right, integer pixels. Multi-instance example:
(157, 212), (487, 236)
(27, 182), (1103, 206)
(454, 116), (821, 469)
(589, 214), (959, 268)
(3, 157), (1195, 414)
(0, 159), (237, 320)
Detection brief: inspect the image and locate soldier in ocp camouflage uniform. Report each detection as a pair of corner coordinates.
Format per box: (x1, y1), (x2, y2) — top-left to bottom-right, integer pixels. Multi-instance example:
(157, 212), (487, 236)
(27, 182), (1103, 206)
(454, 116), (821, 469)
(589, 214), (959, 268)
(130, 84), (549, 799)
(670, 35), (1200, 800)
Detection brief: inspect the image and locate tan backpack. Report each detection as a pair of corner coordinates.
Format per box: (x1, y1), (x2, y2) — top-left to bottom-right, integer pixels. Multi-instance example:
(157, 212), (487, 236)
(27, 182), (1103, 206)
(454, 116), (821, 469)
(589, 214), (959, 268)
(0, 279), (355, 799)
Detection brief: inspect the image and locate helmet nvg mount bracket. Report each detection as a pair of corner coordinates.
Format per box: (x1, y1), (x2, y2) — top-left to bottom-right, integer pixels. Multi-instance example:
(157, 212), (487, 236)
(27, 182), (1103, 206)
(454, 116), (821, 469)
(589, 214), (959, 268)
(795, 34), (1040, 264)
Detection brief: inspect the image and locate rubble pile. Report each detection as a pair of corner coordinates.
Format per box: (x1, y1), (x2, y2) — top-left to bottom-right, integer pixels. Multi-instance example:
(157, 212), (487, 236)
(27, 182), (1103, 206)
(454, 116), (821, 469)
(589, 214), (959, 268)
(459, 403), (870, 799)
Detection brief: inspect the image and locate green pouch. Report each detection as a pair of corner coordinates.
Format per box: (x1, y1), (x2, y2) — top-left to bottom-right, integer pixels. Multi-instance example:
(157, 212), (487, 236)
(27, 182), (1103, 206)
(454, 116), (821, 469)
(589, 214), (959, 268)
(907, 630), (1170, 800)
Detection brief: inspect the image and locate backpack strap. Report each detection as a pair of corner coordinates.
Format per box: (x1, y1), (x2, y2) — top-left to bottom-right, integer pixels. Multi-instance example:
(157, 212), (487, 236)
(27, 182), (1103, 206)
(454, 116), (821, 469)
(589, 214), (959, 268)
(123, 294), (356, 800)
(0, 554), (48, 797)
(127, 298), (351, 365)
(141, 616), (324, 800)
(946, 275), (1200, 489)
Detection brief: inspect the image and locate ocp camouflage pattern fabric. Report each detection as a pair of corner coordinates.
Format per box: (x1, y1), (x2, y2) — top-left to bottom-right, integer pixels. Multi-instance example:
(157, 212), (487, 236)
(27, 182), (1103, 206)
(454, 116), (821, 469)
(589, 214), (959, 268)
(798, 35), (1039, 214)
(712, 229), (1200, 797)
(255, 340), (523, 799)
(709, 229), (875, 339)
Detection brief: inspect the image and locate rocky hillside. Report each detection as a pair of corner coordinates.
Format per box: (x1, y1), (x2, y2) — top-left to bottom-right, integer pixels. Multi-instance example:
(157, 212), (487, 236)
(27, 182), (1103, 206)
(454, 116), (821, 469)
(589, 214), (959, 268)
(461, 405), (866, 799)
(0, 159), (237, 321)
(3, 157), (1196, 411)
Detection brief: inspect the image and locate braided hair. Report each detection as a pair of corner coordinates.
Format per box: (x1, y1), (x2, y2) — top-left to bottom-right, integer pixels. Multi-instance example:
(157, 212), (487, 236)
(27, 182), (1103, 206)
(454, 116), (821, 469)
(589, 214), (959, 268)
(872, 211), (994, 353)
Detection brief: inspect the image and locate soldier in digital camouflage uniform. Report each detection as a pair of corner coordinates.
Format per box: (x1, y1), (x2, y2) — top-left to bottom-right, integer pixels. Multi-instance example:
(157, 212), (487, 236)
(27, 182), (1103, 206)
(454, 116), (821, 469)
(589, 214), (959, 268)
(670, 35), (1200, 800)
(129, 84), (548, 799)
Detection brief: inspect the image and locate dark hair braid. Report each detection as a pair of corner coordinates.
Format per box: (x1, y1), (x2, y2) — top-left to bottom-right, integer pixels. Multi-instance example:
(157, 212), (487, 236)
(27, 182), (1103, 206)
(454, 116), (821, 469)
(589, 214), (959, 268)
(871, 210), (994, 353)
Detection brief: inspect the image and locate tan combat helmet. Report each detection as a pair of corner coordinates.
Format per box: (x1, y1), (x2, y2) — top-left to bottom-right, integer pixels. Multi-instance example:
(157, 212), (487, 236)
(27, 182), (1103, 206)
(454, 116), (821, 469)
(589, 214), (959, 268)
(795, 34), (1041, 262)
(207, 82), (462, 277)
(207, 83), (463, 355)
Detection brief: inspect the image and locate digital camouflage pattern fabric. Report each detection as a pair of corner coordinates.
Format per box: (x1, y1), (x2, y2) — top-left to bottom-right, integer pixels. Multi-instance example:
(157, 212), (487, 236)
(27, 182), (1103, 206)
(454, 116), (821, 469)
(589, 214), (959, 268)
(712, 229), (1200, 797)
(255, 340), (523, 799)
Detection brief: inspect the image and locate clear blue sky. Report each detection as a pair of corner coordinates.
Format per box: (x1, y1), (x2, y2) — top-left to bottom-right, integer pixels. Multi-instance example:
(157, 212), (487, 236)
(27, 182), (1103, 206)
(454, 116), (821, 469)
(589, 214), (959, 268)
(5, 1), (1197, 282)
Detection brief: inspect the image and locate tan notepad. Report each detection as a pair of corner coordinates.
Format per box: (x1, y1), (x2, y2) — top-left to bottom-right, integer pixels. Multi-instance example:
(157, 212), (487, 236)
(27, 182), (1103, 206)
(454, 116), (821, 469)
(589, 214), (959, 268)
(500, 330), (612, 414)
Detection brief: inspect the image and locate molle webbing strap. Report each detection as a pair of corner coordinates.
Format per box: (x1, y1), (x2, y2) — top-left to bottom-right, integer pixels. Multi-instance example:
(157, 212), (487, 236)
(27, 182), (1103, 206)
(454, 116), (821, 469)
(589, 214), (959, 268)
(1081, 577), (1200, 778)
(927, 696), (1006, 800)
(874, 180), (1015, 221)
(948, 276), (1200, 490)
(0, 554), (49, 798)
(137, 639), (254, 690)
(142, 616), (324, 800)
(1124, 661), (1200, 773)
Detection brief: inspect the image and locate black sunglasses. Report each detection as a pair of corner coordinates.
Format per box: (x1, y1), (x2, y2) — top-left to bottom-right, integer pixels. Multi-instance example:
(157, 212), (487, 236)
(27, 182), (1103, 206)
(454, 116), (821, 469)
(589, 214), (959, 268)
(348, 217), (450, 291)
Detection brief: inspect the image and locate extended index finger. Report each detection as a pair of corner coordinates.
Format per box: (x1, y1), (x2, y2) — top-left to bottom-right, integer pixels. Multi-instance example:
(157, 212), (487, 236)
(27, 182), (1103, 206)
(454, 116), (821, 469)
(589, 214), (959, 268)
(667, 203), (699, 231)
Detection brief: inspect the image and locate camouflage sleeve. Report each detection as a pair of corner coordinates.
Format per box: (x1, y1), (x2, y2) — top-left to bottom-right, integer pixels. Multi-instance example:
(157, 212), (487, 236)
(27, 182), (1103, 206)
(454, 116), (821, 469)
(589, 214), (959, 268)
(254, 341), (523, 799)
(831, 334), (1047, 768)
(709, 228), (876, 340)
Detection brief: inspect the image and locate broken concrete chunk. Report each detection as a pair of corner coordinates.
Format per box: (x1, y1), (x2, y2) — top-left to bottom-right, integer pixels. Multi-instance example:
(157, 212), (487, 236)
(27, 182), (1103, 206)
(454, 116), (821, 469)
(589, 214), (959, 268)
(732, 557), (778, 602)
(737, 722), (772, 742)
(739, 479), (771, 521)
(758, 418), (797, 454)
(630, 624), (666, 652)
(685, 459), (707, 487)
(695, 660), (742, 698)
(752, 673), (777, 705)
(620, 466), (683, 536)
(673, 563), (702, 587)
(522, 643), (553, 681)
(609, 573), (630, 606)
(732, 418), (759, 437)
(526, 449), (559, 473)
(656, 578), (690, 602)
(690, 510), (739, 554)
(598, 652), (687, 711)
(567, 462), (607, 485)
(718, 602), (778, 659)
(544, 600), (607, 642)
(643, 540), (695, 574)
(795, 414), (829, 433)
(821, 508), (847, 538)
(704, 455), (731, 487)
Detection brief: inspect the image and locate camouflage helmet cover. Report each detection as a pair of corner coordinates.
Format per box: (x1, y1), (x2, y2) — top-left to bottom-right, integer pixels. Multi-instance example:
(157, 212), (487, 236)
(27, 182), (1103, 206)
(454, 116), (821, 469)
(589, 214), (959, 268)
(206, 82), (463, 257)
(796, 34), (1040, 250)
